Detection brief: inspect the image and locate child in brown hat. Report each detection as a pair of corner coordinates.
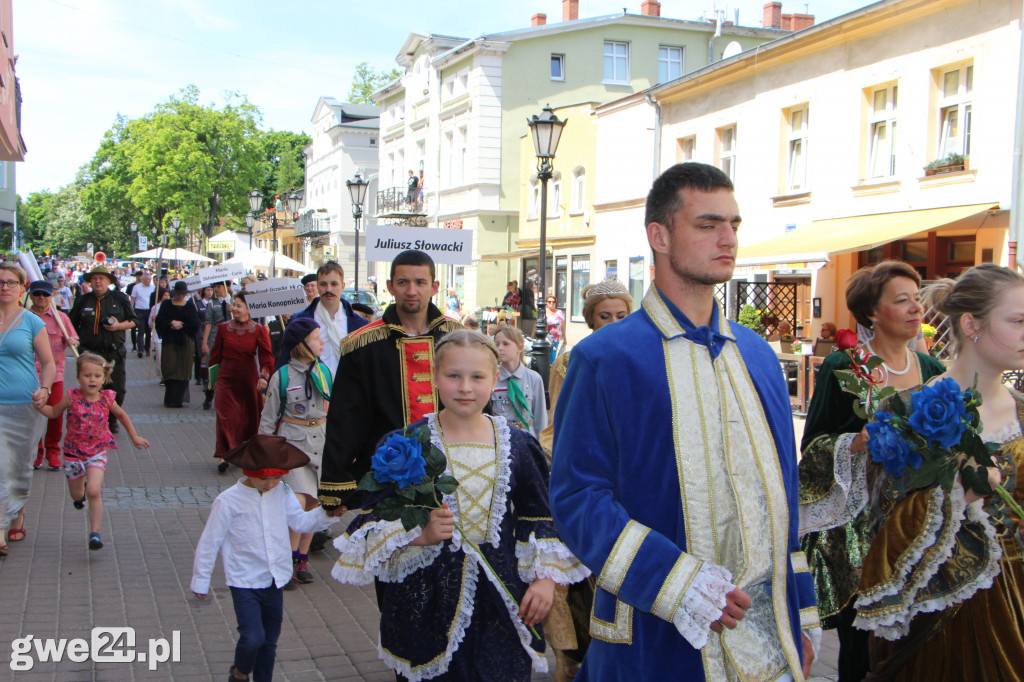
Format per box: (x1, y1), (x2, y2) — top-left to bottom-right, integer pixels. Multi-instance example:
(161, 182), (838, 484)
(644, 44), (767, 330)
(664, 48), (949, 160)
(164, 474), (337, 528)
(190, 435), (346, 682)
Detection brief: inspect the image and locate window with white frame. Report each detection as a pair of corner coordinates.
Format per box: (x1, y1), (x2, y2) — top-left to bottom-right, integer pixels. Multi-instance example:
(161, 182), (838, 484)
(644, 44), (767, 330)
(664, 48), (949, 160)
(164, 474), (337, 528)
(937, 63), (973, 159)
(786, 106), (809, 192)
(551, 54), (565, 81)
(628, 257), (644, 303)
(571, 167), (585, 213)
(551, 176), (562, 217)
(658, 46), (683, 84)
(444, 131), (454, 185)
(867, 84), (898, 179)
(718, 125), (737, 180)
(528, 179), (540, 219)
(603, 41), (629, 84)
(458, 126), (468, 185)
(679, 136), (695, 162)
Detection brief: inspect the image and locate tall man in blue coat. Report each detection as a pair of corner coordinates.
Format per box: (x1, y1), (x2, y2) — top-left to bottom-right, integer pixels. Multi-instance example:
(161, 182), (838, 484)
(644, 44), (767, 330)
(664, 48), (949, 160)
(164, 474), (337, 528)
(550, 163), (820, 681)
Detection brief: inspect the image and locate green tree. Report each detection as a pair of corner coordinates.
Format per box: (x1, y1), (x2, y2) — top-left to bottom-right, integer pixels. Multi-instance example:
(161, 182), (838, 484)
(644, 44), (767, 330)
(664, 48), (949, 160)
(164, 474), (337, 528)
(260, 129), (311, 202)
(82, 85), (268, 248)
(348, 61), (402, 104)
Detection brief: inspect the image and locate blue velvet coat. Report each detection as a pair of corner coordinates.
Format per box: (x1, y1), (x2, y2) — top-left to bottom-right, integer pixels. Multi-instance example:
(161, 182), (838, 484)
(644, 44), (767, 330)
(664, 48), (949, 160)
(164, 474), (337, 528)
(550, 287), (817, 680)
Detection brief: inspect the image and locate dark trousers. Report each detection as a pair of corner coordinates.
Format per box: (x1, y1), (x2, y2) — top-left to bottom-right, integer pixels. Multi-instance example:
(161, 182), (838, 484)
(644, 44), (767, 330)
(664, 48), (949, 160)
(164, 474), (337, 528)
(35, 379), (64, 467)
(229, 585), (283, 682)
(134, 308), (152, 352)
(837, 603), (870, 682)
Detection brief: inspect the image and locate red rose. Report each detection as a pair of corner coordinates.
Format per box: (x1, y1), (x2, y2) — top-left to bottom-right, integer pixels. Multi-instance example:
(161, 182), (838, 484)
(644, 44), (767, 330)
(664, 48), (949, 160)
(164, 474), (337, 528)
(835, 328), (858, 351)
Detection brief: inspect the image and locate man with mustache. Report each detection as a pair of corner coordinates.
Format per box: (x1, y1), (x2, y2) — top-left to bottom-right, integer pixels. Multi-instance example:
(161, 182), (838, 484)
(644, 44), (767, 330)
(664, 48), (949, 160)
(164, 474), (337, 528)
(317, 249), (460, 511)
(278, 262), (366, 376)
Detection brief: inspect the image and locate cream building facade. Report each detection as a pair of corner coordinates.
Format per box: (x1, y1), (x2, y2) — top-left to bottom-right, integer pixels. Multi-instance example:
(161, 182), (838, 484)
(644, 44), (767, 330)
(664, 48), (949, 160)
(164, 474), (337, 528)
(597, 0), (1021, 337)
(373, 0), (784, 311)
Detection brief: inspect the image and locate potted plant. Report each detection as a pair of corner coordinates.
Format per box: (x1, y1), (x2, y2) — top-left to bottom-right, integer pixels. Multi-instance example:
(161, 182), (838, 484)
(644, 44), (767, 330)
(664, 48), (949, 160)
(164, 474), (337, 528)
(738, 304), (763, 335)
(921, 322), (937, 350)
(924, 153), (967, 176)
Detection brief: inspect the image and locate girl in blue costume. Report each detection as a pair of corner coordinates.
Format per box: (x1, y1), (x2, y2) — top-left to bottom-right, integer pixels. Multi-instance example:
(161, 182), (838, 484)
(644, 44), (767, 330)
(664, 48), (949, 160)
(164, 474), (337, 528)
(332, 329), (588, 681)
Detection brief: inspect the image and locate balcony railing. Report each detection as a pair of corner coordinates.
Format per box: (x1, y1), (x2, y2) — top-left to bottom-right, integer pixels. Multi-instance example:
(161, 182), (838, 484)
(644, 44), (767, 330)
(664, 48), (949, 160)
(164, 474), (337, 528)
(376, 187), (426, 217)
(292, 211), (330, 237)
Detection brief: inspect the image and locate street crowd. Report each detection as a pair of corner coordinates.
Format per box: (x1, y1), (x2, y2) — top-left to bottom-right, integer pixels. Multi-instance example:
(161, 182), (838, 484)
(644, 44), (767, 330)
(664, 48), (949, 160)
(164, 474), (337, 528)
(0, 163), (1023, 681)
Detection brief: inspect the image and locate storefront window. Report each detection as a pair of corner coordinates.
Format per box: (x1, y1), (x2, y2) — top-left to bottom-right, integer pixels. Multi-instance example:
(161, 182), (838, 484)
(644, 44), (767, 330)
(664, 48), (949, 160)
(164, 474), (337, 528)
(555, 257), (567, 308)
(570, 255), (591, 321)
(629, 257), (644, 303)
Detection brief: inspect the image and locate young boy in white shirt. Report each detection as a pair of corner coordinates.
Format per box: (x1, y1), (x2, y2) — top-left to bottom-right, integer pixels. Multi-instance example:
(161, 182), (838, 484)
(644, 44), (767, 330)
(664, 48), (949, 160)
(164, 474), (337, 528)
(191, 435), (347, 682)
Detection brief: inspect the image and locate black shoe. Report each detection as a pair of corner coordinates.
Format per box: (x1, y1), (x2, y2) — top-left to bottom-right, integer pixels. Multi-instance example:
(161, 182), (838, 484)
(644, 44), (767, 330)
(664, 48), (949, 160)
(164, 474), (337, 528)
(309, 531), (332, 552)
(47, 465), (61, 472)
(88, 532), (103, 550)
(73, 496), (86, 510)
(217, 461), (229, 474)
(138, 351), (143, 358)
(203, 390), (213, 410)
(33, 464), (40, 470)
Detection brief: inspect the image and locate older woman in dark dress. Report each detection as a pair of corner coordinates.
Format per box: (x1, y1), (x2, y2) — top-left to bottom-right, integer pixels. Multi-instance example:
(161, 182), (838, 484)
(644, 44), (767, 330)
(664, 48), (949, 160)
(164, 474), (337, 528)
(155, 281), (200, 408)
(209, 291), (272, 473)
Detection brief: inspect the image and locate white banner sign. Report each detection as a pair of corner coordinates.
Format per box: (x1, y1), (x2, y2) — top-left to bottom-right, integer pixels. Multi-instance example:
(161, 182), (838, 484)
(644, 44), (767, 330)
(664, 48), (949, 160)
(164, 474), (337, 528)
(195, 262), (246, 286)
(243, 278), (307, 317)
(169, 275), (202, 292)
(365, 225), (472, 265)
(138, 235), (148, 251)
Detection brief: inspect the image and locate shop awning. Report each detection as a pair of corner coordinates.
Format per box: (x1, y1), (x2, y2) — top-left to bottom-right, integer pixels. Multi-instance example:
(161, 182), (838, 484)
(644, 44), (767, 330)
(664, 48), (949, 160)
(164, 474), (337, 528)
(736, 202), (1000, 267)
(478, 248), (546, 262)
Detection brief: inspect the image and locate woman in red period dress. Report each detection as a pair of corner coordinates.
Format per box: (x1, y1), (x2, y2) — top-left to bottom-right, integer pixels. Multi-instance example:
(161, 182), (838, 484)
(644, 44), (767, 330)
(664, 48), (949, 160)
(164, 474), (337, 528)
(210, 291), (272, 473)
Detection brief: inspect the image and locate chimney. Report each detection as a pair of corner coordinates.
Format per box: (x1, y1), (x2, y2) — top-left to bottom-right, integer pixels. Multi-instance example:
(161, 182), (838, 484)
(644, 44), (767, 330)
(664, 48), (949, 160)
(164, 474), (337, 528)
(532, 12), (547, 26)
(563, 0), (578, 22)
(780, 14), (792, 30)
(786, 12), (814, 30)
(763, 1), (782, 28)
(640, 0), (661, 17)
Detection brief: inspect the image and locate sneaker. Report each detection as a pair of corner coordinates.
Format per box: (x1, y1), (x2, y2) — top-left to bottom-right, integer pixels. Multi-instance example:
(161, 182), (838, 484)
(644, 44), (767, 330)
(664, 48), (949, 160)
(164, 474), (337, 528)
(88, 532), (103, 550)
(73, 496), (86, 510)
(33, 464), (40, 470)
(282, 574), (298, 591)
(47, 465), (61, 472)
(294, 559), (314, 584)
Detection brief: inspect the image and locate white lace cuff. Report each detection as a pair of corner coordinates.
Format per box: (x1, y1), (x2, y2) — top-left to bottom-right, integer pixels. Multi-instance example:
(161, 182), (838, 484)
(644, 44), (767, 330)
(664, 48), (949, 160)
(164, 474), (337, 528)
(671, 562), (735, 650)
(515, 532), (591, 584)
(331, 518), (425, 585)
(799, 432), (869, 537)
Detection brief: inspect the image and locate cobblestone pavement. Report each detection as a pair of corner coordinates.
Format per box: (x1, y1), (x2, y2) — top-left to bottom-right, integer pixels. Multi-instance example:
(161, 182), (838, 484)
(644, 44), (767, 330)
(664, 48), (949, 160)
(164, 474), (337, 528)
(0, 351), (838, 681)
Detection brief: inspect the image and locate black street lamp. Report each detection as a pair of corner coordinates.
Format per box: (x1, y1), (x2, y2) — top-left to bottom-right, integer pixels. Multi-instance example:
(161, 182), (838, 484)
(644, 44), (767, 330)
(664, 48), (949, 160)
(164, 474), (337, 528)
(247, 190), (301, 277)
(526, 105), (566, 388)
(346, 172), (369, 298)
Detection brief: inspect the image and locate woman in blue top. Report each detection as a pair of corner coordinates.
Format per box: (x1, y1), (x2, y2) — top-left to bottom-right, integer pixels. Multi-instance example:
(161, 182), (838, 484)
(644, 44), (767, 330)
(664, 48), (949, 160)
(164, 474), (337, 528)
(0, 262), (55, 557)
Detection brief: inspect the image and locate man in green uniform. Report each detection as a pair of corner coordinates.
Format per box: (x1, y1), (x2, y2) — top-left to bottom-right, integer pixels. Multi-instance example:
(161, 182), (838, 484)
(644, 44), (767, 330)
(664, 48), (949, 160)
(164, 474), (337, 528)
(69, 265), (137, 431)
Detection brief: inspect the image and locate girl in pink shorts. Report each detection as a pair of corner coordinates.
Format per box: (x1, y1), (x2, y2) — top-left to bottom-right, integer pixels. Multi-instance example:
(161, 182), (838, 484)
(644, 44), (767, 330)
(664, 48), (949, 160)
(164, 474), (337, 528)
(36, 352), (149, 550)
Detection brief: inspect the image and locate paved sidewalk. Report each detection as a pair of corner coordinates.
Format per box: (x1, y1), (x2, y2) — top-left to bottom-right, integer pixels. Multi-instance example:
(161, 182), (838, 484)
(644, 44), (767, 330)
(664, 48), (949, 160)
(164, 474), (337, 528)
(0, 352), (838, 681)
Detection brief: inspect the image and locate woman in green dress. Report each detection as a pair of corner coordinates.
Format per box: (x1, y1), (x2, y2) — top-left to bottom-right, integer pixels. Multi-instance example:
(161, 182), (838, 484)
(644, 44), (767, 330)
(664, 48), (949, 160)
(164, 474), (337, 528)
(798, 260), (945, 681)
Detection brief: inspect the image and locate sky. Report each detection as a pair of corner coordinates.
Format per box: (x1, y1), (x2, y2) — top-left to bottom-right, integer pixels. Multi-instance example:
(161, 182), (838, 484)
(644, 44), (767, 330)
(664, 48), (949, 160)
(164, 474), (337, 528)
(14, 0), (872, 198)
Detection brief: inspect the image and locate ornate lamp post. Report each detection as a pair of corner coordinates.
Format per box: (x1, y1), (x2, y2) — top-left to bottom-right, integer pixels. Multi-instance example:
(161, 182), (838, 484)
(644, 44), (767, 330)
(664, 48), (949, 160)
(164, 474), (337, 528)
(526, 106), (566, 388)
(346, 172), (369, 298)
(246, 189), (301, 278)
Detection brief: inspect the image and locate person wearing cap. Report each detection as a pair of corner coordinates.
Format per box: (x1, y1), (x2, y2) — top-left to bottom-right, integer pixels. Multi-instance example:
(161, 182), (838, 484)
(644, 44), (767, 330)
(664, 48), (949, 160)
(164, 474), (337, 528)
(258, 317), (332, 587)
(301, 273), (317, 305)
(190, 434), (346, 682)
(68, 265), (137, 431)
(154, 282), (201, 408)
(27, 280), (79, 471)
(277, 261), (366, 376)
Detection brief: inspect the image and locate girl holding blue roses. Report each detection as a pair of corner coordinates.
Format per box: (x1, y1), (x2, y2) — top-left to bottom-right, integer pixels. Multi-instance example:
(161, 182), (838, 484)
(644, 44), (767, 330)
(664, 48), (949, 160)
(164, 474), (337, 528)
(331, 329), (588, 681)
(804, 264), (1024, 680)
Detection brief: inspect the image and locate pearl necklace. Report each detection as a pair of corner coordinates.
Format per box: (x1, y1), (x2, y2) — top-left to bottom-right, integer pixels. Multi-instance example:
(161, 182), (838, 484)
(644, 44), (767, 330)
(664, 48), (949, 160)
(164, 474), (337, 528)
(866, 340), (913, 376)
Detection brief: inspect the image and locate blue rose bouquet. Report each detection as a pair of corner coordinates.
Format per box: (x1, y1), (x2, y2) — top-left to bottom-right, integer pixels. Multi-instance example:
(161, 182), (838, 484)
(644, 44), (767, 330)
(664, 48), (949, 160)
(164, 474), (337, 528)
(866, 378), (1024, 519)
(358, 425), (542, 637)
(358, 427), (459, 531)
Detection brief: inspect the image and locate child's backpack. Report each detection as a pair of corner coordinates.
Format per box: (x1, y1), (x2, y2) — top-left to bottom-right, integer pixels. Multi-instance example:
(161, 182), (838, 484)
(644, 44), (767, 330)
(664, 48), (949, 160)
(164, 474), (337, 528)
(273, 361), (333, 433)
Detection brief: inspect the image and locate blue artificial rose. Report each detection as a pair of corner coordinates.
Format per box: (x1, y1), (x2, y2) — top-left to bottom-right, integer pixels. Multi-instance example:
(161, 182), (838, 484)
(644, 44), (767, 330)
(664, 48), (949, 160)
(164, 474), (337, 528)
(371, 433), (427, 489)
(867, 412), (922, 478)
(908, 378), (968, 450)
